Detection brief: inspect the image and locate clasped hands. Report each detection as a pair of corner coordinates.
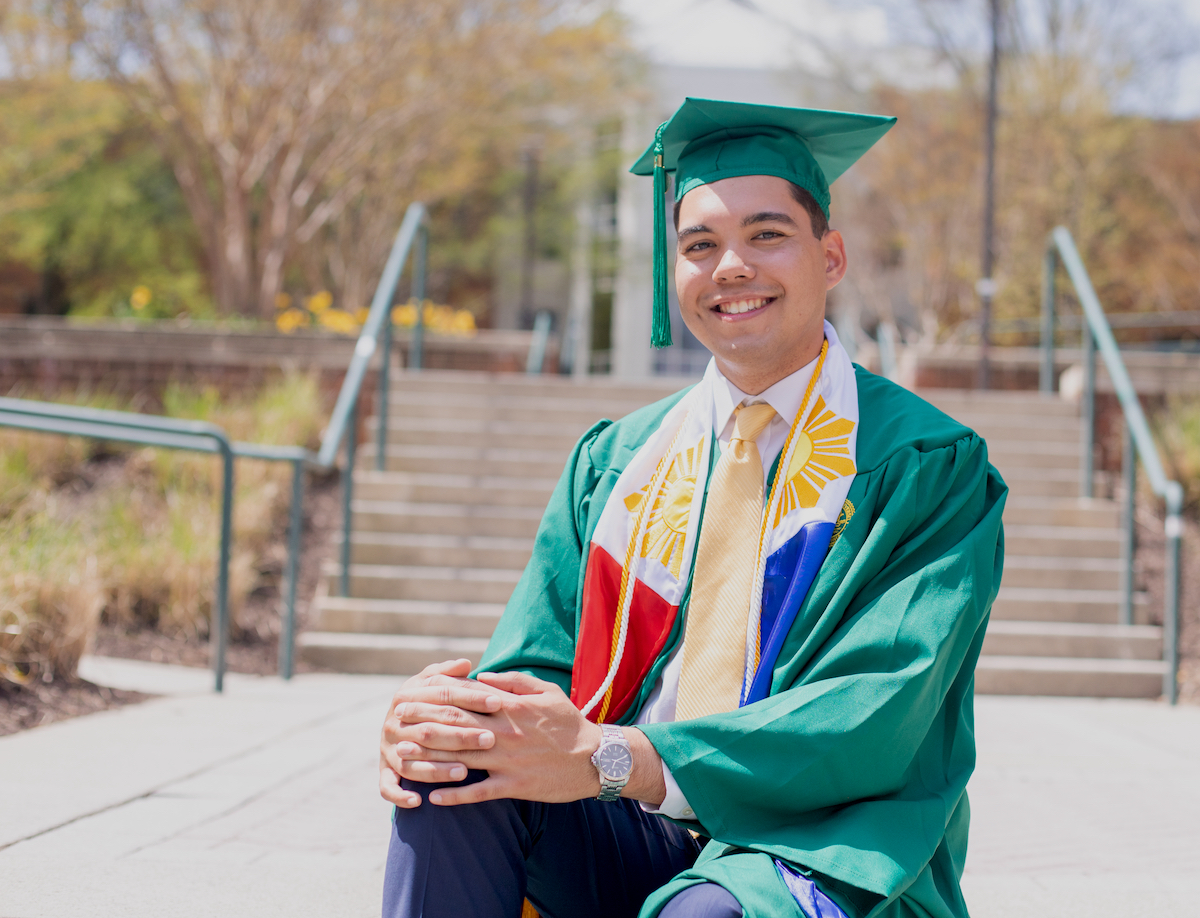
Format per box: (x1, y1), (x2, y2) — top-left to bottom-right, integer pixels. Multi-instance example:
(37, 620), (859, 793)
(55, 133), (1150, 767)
(379, 659), (666, 809)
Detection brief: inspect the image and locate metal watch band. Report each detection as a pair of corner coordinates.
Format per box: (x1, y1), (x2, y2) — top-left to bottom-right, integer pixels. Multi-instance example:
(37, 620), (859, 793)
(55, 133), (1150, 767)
(594, 724), (631, 802)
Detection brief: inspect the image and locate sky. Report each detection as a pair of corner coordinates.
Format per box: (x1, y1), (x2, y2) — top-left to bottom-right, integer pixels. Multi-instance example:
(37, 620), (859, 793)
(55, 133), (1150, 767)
(617, 0), (1200, 117)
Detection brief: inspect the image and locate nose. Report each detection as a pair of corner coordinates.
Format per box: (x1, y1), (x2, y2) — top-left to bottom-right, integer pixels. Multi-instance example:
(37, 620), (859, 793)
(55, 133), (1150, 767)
(712, 246), (755, 283)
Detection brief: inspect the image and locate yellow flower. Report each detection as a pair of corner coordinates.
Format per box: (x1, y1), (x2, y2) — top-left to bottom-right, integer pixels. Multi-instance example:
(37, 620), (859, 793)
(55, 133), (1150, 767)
(275, 292), (293, 311)
(354, 306), (370, 325)
(275, 308), (311, 333)
(392, 303), (417, 327)
(318, 309), (359, 335)
(130, 285), (152, 311)
(306, 290), (333, 314)
(451, 310), (477, 335)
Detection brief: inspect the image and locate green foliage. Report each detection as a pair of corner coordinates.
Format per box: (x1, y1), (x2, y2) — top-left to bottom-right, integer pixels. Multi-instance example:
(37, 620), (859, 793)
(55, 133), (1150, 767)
(0, 77), (210, 318)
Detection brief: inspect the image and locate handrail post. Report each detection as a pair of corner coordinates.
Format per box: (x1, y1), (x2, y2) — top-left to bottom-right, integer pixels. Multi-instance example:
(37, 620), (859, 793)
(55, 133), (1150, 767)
(1040, 245), (1056, 393)
(1164, 484), (1183, 704)
(376, 307), (393, 471)
(279, 457), (304, 679)
(213, 445), (234, 693)
(1080, 322), (1095, 499)
(410, 225), (428, 371)
(340, 408), (357, 597)
(1120, 421), (1135, 626)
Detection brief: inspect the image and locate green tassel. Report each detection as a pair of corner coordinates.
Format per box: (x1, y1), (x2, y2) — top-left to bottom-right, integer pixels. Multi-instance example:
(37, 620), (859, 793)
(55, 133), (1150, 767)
(650, 124), (672, 349)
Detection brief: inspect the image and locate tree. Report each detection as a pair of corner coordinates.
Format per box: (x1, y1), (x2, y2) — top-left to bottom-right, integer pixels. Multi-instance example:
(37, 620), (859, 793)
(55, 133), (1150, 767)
(46, 0), (628, 318)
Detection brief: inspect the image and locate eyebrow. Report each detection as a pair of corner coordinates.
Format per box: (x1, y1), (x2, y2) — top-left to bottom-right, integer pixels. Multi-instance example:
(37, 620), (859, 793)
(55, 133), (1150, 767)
(742, 211), (798, 228)
(677, 224), (711, 241)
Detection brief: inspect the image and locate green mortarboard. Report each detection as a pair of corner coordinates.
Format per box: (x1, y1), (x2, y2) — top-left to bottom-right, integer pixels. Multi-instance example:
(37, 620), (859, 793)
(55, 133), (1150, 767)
(630, 97), (896, 348)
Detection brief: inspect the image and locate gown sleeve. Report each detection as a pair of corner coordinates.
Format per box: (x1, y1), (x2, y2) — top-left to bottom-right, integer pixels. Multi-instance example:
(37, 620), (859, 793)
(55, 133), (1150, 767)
(638, 431), (1007, 903)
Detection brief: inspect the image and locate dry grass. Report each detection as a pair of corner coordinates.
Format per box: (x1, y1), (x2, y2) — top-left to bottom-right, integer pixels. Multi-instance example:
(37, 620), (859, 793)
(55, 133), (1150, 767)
(0, 374), (323, 685)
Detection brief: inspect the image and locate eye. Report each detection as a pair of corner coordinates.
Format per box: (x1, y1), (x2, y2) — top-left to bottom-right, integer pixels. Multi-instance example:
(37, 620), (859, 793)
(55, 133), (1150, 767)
(683, 239), (715, 253)
(753, 229), (786, 241)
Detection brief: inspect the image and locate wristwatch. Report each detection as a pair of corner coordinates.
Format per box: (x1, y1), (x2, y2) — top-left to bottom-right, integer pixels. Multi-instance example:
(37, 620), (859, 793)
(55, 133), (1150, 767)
(591, 724), (633, 801)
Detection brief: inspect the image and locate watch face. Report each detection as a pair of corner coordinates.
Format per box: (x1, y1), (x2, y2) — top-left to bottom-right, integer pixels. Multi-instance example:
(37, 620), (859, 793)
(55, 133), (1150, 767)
(597, 742), (633, 779)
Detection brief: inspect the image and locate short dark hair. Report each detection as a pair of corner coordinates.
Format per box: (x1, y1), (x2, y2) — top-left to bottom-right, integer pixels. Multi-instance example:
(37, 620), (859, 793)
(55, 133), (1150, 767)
(672, 180), (829, 239)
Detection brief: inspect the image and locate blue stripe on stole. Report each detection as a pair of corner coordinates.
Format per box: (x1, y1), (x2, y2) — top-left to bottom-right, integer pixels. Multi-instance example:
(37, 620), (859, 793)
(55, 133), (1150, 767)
(743, 520), (835, 706)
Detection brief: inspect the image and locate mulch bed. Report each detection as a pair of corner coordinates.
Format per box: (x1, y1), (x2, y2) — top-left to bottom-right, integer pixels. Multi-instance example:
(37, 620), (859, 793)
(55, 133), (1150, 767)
(0, 471), (342, 737)
(0, 678), (150, 737)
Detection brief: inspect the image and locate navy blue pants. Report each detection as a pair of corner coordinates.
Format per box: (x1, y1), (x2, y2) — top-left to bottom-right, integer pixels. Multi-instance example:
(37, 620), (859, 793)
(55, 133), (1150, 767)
(382, 772), (742, 918)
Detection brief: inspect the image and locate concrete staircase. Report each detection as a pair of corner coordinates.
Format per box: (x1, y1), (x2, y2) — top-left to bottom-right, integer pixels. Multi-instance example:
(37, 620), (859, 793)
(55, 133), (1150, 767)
(299, 370), (1166, 698)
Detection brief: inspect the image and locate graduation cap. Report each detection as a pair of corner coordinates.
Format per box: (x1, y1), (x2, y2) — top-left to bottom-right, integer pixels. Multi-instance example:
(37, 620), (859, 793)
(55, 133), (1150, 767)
(630, 98), (896, 348)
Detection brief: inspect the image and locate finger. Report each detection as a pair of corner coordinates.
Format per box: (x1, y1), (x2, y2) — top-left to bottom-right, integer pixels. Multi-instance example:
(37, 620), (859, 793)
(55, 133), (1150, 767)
(429, 775), (511, 807)
(398, 759), (470, 784)
(394, 720), (496, 753)
(421, 658), (473, 680)
(379, 760), (422, 809)
(393, 742), (487, 764)
(475, 671), (547, 695)
(394, 684), (502, 715)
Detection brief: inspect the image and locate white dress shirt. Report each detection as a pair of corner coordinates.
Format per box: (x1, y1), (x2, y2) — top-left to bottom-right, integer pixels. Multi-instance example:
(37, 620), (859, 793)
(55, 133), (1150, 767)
(636, 355), (819, 820)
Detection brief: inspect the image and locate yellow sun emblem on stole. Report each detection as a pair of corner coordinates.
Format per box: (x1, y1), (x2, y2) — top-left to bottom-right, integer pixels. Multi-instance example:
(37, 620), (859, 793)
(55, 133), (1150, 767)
(623, 436), (705, 579)
(774, 395), (856, 525)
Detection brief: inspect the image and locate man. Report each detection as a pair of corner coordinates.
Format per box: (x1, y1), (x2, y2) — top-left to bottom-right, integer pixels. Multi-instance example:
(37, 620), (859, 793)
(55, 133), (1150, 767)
(378, 98), (1007, 918)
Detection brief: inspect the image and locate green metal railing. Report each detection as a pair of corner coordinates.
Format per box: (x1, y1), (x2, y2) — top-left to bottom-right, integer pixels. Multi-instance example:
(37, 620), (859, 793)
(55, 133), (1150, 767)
(0, 201), (432, 692)
(0, 397), (316, 690)
(1040, 225), (1185, 703)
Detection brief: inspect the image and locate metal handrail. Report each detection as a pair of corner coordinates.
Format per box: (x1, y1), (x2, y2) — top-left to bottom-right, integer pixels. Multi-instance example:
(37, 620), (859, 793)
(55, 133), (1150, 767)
(0, 396), (327, 689)
(315, 202), (429, 598)
(0, 402), (237, 692)
(317, 201), (429, 469)
(1040, 226), (1186, 703)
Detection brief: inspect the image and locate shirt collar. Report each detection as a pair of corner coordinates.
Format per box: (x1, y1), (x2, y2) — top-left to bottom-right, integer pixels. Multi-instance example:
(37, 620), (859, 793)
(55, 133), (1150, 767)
(705, 354), (821, 436)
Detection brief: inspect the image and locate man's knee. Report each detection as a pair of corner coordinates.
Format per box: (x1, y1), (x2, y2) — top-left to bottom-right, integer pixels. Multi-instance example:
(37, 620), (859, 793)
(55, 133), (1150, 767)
(658, 883), (743, 918)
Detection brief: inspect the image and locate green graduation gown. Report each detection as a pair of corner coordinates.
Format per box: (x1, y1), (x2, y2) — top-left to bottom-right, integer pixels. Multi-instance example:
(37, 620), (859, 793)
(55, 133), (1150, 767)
(478, 367), (1008, 918)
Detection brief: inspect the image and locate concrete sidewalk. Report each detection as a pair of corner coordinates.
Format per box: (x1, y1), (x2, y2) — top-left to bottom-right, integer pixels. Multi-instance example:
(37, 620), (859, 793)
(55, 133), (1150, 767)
(1, 658), (1198, 918)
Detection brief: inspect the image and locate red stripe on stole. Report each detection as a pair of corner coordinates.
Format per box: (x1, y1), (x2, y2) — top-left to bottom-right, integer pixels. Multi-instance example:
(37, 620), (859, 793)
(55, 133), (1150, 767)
(570, 543), (680, 723)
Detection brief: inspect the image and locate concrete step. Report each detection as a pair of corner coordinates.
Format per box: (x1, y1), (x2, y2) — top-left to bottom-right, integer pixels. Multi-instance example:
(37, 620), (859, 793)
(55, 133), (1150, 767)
(969, 422), (1081, 445)
(990, 587), (1147, 624)
(384, 396), (648, 424)
(390, 369), (687, 401)
(917, 390), (1079, 418)
(298, 631), (490, 674)
(313, 595), (504, 638)
(1001, 474), (1084, 499)
(1003, 525), (1121, 559)
(1003, 497), (1119, 528)
(974, 655), (1166, 697)
(324, 562), (520, 604)
(981, 621), (1162, 660)
(352, 500), (544, 537)
(359, 444), (568, 478)
(337, 531), (534, 569)
(384, 417), (589, 451)
(1002, 557), (1121, 591)
(987, 444), (1082, 470)
(352, 470), (556, 508)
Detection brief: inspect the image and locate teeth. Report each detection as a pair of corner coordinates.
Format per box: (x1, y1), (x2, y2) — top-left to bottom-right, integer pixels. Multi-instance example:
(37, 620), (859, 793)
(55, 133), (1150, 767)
(717, 298), (766, 314)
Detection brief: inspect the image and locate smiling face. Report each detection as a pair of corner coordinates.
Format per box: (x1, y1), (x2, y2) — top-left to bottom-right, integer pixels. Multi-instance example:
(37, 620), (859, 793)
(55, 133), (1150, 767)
(674, 174), (847, 394)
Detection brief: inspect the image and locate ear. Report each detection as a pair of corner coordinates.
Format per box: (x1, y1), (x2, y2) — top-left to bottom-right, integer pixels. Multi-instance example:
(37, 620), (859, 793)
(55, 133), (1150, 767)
(823, 230), (848, 290)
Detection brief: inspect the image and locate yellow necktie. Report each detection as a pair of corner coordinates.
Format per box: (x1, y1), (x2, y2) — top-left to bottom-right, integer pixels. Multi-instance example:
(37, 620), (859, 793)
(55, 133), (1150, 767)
(674, 402), (777, 721)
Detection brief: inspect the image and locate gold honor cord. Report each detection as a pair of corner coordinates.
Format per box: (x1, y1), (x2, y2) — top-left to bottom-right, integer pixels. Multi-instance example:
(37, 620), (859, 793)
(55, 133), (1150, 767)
(750, 339), (829, 677)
